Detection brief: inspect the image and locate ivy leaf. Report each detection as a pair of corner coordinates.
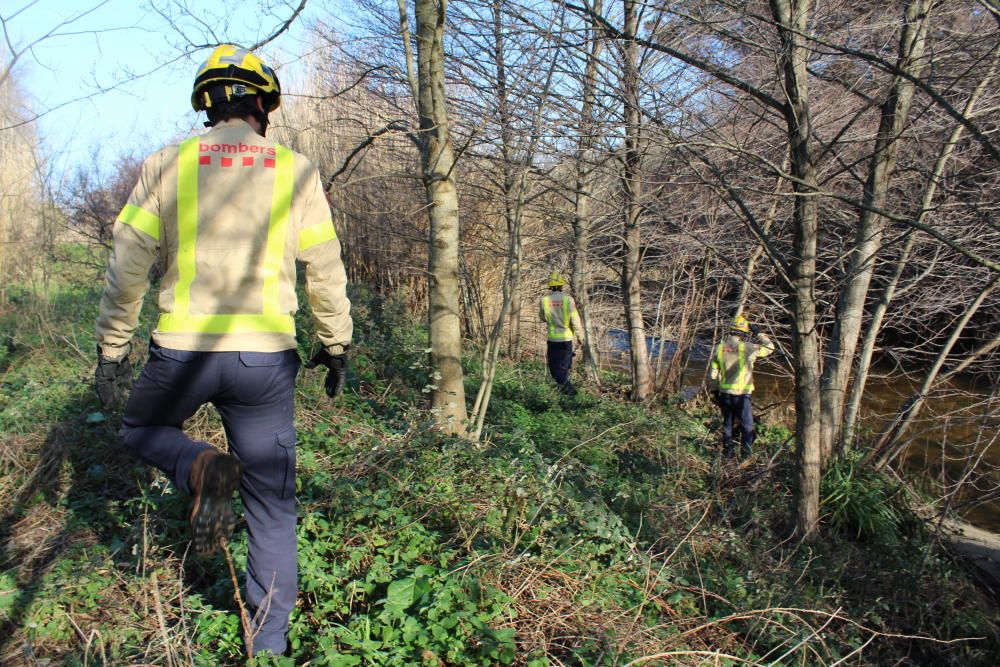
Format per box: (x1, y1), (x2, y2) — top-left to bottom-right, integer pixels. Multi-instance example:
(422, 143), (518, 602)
(666, 591), (686, 604)
(385, 576), (416, 613)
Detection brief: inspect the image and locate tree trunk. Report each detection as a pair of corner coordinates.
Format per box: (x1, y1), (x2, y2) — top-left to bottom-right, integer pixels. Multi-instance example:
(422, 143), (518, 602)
(469, 191), (521, 439)
(573, 171), (601, 384)
(621, 0), (651, 400)
(843, 52), (998, 446)
(571, 0), (603, 385)
(820, 0), (932, 460)
(508, 277), (522, 357)
(414, 0), (468, 434)
(770, 0), (822, 538)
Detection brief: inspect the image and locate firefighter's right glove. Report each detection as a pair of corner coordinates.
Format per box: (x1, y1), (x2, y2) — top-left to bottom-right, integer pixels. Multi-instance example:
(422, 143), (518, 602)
(95, 347), (133, 409)
(749, 323), (762, 337)
(306, 349), (348, 398)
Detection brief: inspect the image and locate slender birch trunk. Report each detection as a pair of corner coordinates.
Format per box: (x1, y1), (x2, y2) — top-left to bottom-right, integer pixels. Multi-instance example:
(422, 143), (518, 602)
(820, 0), (933, 460)
(468, 2), (561, 438)
(508, 279), (522, 357)
(621, 0), (651, 400)
(571, 0), (603, 385)
(843, 53), (998, 445)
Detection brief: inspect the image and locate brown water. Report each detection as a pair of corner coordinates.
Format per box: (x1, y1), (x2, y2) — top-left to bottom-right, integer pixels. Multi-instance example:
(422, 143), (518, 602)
(599, 333), (999, 531)
(681, 363), (1000, 532)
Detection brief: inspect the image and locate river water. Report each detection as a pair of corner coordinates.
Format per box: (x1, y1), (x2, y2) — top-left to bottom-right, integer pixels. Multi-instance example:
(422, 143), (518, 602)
(744, 367), (1000, 532)
(605, 331), (1000, 532)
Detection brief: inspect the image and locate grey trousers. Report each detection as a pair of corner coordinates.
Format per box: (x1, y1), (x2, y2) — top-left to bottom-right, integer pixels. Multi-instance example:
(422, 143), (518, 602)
(121, 342), (300, 656)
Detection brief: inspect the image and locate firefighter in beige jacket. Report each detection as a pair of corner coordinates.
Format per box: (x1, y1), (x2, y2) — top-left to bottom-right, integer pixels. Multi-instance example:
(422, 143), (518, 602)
(93, 45), (351, 658)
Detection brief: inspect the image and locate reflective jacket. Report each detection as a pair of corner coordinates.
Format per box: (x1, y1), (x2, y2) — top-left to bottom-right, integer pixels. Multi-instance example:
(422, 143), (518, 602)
(710, 333), (773, 395)
(538, 291), (582, 342)
(96, 119), (352, 357)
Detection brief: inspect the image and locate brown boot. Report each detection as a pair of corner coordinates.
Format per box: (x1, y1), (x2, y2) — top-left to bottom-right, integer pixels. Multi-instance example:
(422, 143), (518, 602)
(188, 449), (242, 556)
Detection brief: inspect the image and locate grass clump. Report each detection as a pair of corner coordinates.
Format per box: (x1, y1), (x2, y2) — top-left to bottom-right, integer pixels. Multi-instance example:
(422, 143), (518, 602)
(821, 454), (914, 543)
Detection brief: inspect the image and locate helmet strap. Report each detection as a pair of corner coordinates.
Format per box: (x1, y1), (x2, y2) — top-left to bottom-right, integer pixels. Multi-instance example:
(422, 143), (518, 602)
(251, 97), (269, 137)
(201, 86), (234, 127)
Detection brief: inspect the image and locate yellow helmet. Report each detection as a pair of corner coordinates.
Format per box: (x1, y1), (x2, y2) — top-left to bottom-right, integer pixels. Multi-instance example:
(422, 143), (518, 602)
(191, 45), (281, 113)
(731, 315), (751, 333)
(547, 271), (566, 288)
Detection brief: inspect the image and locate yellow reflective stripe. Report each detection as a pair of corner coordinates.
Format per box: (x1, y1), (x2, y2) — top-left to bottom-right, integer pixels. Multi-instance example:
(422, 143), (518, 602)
(299, 220), (336, 253)
(716, 344), (729, 388)
(542, 295), (553, 337)
(175, 137), (200, 317)
(558, 297), (572, 340)
(737, 341), (748, 388)
(157, 313), (295, 335)
(118, 204), (160, 240)
(263, 145), (294, 316)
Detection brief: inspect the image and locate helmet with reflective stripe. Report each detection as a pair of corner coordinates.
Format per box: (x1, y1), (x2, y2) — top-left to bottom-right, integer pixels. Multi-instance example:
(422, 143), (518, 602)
(191, 44), (281, 112)
(547, 271), (566, 288)
(731, 315), (750, 333)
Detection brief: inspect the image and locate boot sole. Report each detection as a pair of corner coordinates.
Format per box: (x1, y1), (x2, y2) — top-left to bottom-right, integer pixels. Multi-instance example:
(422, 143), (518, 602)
(190, 455), (242, 556)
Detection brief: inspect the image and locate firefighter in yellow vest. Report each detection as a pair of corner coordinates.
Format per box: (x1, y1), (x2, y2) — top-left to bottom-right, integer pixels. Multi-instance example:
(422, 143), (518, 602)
(709, 315), (773, 460)
(539, 272), (583, 395)
(93, 45), (352, 658)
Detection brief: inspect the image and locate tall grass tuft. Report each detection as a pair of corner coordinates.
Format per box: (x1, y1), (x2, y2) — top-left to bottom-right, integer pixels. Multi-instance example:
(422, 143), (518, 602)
(821, 454), (911, 542)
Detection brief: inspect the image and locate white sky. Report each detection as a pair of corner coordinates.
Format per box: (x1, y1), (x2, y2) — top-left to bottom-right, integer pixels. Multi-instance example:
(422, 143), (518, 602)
(6, 0), (321, 174)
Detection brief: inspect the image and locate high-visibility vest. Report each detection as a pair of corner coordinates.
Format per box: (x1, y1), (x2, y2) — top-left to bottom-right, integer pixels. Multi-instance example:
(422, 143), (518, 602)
(542, 294), (574, 341)
(155, 136), (297, 336)
(714, 336), (775, 394)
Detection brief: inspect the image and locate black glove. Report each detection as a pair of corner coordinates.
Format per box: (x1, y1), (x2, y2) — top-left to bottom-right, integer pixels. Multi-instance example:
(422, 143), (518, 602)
(749, 323), (762, 337)
(95, 346), (133, 409)
(305, 348), (348, 398)
(710, 389), (722, 406)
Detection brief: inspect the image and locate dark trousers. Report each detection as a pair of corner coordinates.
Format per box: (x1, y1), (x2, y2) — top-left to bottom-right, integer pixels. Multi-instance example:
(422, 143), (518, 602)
(121, 343), (300, 656)
(719, 392), (755, 458)
(546, 340), (574, 386)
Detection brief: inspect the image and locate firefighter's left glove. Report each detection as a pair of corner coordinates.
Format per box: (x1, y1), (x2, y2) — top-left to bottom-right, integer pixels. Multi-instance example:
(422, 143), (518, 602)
(306, 349), (348, 398)
(95, 345), (133, 409)
(749, 323), (762, 337)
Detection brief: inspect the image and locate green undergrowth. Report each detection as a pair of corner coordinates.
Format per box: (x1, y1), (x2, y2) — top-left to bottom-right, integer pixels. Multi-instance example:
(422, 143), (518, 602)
(0, 280), (997, 665)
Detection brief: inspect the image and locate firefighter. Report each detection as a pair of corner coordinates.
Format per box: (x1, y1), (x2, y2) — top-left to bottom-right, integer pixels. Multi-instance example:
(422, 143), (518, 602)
(538, 271), (583, 395)
(93, 45), (352, 658)
(708, 315), (773, 460)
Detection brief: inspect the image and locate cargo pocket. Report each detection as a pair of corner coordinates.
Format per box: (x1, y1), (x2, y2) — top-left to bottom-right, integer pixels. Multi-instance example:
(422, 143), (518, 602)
(276, 426), (297, 500)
